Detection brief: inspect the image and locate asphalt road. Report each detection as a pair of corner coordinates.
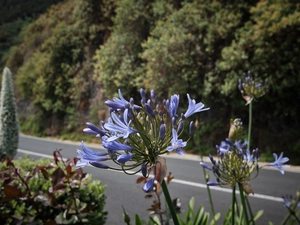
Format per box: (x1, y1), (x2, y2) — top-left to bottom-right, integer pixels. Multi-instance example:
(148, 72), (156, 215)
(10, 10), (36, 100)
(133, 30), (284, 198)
(16, 134), (300, 225)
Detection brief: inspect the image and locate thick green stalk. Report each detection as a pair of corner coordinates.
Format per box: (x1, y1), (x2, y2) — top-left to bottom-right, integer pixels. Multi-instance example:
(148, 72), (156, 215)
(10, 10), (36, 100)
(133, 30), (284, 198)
(231, 185), (236, 225)
(248, 102), (253, 150)
(162, 179), (179, 225)
(238, 182), (250, 225)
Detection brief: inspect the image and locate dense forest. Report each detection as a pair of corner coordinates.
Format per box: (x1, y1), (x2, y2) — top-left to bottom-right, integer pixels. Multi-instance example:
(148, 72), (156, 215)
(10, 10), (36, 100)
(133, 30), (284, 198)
(1, 0), (299, 163)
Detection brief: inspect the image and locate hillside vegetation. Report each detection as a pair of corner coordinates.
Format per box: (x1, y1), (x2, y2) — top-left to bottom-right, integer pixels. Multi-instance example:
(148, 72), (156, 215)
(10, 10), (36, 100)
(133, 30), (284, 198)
(2, 0), (300, 163)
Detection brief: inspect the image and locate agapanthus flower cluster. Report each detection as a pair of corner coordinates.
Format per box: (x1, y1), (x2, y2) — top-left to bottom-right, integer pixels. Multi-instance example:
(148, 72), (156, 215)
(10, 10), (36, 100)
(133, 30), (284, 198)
(200, 119), (290, 195)
(200, 139), (259, 194)
(76, 89), (209, 193)
(238, 71), (269, 105)
(282, 193), (300, 209)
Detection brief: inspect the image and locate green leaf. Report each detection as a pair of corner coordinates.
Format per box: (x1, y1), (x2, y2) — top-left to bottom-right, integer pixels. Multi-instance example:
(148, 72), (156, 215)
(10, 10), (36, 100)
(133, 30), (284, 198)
(187, 197), (195, 221)
(194, 206), (206, 225)
(135, 214), (142, 225)
(209, 213), (220, 225)
(122, 206), (131, 225)
(193, 206), (204, 225)
(149, 216), (161, 225)
(55, 211), (78, 224)
(253, 209), (264, 221)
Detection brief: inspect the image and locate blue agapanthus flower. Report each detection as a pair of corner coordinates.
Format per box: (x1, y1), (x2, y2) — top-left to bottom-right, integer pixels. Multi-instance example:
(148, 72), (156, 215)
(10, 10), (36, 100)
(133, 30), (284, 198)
(282, 195), (300, 208)
(105, 89), (141, 110)
(167, 128), (187, 155)
(104, 108), (138, 141)
(102, 136), (134, 151)
(83, 122), (106, 137)
(183, 94), (209, 119)
(75, 88), (210, 194)
(243, 149), (258, 162)
(143, 178), (155, 193)
(76, 142), (108, 168)
(166, 94), (180, 118)
(267, 152), (290, 174)
(216, 139), (249, 157)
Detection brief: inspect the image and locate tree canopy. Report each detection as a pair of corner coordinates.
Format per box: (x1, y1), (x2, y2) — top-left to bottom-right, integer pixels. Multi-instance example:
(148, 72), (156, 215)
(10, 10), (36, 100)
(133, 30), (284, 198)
(2, 0), (300, 163)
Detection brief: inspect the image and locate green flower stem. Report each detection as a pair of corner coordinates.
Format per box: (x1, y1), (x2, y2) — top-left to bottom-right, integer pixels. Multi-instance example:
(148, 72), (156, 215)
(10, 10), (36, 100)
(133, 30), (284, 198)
(162, 179), (179, 225)
(248, 101), (253, 150)
(281, 206), (300, 225)
(231, 185), (236, 225)
(294, 214), (300, 224)
(238, 182), (250, 225)
(196, 136), (215, 217)
(245, 195), (255, 225)
(205, 169), (215, 217)
(281, 212), (292, 225)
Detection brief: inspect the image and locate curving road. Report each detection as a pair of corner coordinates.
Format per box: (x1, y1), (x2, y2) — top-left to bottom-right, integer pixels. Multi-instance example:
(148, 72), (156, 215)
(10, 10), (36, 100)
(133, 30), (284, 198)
(17, 134), (300, 225)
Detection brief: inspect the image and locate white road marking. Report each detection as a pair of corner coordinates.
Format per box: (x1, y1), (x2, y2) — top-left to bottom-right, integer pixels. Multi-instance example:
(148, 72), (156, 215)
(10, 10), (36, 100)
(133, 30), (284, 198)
(17, 148), (284, 203)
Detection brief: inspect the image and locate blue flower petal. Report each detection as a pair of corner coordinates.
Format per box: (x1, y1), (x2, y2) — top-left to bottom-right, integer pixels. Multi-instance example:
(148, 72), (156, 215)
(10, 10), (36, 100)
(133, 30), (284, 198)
(90, 161), (109, 169)
(207, 181), (220, 186)
(117, 153), (134, 164)
(267, 152), (290, 174)
(200, 162), (212, 171)
(143, 178), (155, 193)
(102, 136), (134, 151)
(183, 94), (209, 119)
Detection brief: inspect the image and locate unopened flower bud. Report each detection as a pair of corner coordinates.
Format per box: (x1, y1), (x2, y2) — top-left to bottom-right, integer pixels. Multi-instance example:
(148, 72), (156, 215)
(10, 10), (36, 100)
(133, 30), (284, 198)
(163, 99), (167, 106)
(145, 103), (155, 118)
(143, 178), (154, 193)
(117, 153), (134, 164)
(159, 124), (166, 141)
(89, 161), (109, 169)
(140, 88), (146, 104)
(141, 164), (147, 177)
(130, 97), (134, 105)
(177, 121), (183, 134)
(207, 181), (220, 186)
(189, 121), (195, 136)
(150, 90), (156, 102)
(172, 117), (176, 127)
(209, 154), (216, 165)
(200, 162), (212, 171)
(205, 172), (210, 181)
(194, 119), (199, 129)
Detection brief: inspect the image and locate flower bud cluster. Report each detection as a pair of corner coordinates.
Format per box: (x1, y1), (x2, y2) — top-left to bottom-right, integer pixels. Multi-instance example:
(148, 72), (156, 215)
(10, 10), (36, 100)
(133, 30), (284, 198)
(201, 118), (290, 194)
(282, 194), (300, 208)
(238, 71), (269, 105)
(202, 139), (259, 192)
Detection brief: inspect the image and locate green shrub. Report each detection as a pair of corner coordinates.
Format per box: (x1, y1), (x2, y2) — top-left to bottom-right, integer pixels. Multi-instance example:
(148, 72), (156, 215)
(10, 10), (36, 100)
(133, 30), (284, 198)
(0, 150), (107, 224)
